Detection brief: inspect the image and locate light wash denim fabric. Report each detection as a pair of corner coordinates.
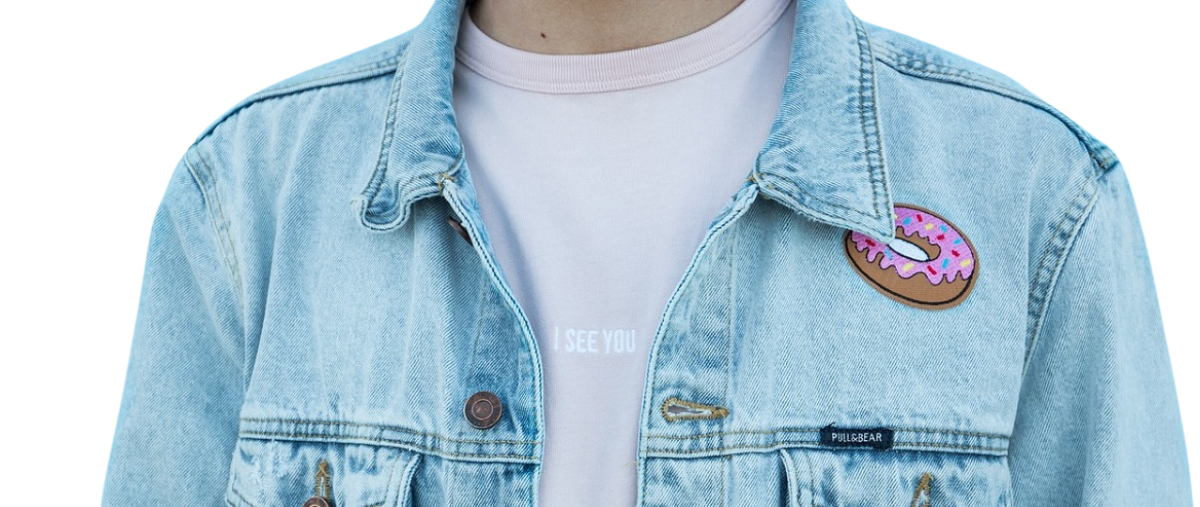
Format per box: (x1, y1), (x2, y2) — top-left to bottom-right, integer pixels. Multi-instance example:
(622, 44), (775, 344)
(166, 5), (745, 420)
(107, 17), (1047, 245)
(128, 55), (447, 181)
(101, 0), (1191, 505)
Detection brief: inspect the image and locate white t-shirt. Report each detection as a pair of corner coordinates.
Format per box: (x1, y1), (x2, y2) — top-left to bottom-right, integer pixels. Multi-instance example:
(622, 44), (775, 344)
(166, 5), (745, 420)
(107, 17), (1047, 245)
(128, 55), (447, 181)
(451, 0), (795, 503)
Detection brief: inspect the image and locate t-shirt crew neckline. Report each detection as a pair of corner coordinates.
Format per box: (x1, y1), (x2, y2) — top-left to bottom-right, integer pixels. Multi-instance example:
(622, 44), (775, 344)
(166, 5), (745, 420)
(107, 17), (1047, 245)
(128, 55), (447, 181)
(454, 0), (793, 94)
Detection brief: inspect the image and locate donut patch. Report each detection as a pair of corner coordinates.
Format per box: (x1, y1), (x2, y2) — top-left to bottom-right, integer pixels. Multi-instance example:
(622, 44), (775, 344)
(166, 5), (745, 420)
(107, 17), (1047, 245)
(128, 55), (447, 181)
(843, 204), (977, 309)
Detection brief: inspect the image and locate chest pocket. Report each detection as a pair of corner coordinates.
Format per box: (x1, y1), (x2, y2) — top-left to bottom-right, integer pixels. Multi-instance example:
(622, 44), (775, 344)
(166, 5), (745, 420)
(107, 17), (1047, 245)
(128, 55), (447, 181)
(224, 438), (422, 507)
(781, 447), (1013, 507)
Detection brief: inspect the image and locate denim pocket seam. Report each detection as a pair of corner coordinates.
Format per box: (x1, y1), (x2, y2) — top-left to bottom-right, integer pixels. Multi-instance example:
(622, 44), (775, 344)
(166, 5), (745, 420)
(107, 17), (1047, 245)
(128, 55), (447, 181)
(227, 481), (259, 507)
(240, 417), (538, 445)
(779, 449), (800, 507)
(779, 448), (818, 507)
(646, 426), (1009, 441)
(384, 451), (423, 507)
(644, 441), (1008, 458)
(644, 427), (1010, 456)
(240, 431), (538, 462)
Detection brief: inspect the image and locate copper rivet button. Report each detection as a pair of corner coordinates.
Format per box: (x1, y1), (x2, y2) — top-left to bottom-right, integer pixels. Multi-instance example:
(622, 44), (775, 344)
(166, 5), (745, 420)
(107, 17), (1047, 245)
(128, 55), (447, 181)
(446, 215), (472, 245)
(302, 497), (331, 507)
(465, 391), (502, 429)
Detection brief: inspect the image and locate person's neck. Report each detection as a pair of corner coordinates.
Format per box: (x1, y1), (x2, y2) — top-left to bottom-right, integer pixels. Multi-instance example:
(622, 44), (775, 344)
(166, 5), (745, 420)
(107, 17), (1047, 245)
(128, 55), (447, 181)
(466, 0), (746, 55)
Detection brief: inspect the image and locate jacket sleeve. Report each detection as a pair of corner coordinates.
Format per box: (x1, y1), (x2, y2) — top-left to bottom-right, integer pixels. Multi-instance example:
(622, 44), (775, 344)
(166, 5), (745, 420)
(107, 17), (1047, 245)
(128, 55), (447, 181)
(1009, 163), (1192, 504)
(102, 146), (246, 506)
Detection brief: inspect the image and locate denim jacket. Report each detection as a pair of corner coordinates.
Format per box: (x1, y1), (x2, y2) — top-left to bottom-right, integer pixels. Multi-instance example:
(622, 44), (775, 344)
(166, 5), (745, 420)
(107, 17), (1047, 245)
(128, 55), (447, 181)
(102, 0), (1191, 505)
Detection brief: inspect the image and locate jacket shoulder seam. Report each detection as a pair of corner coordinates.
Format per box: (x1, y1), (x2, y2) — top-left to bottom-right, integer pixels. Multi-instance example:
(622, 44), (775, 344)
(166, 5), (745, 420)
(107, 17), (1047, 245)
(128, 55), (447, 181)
(1023, 172), (1102, 371)
(871, 45), (1117, 177)
(193, 42), (412, 145)
(181, 144), (246, 318)
(180, 143), (251, 390)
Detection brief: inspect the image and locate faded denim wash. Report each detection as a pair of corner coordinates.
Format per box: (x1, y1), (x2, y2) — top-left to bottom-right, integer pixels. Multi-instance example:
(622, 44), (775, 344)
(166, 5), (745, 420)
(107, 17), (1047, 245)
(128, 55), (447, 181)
(102, 0), (1191, 505)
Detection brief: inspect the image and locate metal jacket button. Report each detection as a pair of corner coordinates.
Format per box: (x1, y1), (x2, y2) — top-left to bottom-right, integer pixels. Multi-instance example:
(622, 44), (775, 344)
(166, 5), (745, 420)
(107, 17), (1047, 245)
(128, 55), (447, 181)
(446, 215), (472, 245)
(465, 391), (502, 429)
(302, 498), (331, 507)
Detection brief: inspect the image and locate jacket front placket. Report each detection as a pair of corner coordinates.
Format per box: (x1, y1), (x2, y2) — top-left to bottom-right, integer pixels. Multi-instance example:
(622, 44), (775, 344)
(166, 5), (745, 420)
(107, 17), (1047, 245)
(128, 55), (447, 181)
(350, 0), (896, 504)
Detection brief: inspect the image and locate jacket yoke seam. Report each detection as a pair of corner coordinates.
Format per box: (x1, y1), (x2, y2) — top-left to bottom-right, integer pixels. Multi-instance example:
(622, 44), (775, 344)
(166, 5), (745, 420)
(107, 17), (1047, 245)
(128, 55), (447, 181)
(872, 47), (1116, 177)
(193, 41), (413, 146)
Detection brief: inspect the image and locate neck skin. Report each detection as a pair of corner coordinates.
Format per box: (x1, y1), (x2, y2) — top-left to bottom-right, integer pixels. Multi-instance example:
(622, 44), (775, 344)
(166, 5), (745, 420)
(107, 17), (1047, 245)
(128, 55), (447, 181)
(466, 0), (746, 55)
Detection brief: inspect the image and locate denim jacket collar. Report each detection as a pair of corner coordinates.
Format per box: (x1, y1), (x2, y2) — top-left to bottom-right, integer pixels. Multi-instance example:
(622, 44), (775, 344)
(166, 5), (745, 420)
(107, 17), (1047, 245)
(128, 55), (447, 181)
(353, 0), (897, 243)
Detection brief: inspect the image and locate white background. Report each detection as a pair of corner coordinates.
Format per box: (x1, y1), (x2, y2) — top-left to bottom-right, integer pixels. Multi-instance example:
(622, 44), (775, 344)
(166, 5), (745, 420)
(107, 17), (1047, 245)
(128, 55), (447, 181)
(1, 0), (1195, 504)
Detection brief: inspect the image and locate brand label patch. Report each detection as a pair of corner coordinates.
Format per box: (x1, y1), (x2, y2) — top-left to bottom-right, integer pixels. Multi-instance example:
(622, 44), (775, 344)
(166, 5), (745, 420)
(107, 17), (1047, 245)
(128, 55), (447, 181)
(819, 424), (894, 449)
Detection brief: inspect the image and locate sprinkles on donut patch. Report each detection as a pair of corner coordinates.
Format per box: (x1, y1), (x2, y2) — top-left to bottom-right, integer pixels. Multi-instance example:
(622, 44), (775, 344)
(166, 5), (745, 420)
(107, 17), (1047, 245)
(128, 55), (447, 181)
(843, 203), (978, 309)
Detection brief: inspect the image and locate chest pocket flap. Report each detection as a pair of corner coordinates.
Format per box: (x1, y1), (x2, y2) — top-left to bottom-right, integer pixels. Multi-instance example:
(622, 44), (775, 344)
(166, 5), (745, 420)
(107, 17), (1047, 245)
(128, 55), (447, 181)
(781, 446), (1013, 507)
(225, 438), (422, 507)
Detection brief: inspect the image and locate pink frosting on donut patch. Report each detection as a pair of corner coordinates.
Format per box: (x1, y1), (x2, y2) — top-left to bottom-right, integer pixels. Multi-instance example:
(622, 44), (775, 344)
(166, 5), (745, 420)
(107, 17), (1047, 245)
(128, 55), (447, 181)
(849, 206), (975, 285)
